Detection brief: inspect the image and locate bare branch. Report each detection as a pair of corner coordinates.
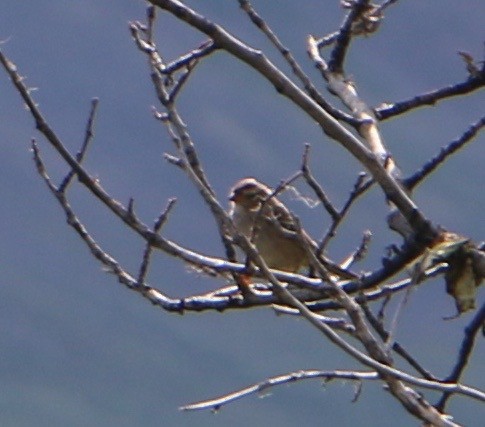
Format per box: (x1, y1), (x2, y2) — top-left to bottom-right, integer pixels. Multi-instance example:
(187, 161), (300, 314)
(375, 72), (485, 121)
(435, 302), (485, 412)
(180, 369), (379, 412)
(159, 40), (216, 75)
(404, 116), (485, 191)
(145, 5), (156, 41)
(319, 171), (372, 251)
(307, 263), (448, 311)
(341, 229), (372, 269)
(300, 144), (340, 221)
(137, 198), (177, 286)
(167, 58), (198, 103)
(58, 97), (99, 193)
(328, 0), (373, 73)
(272, 305), (356, 334)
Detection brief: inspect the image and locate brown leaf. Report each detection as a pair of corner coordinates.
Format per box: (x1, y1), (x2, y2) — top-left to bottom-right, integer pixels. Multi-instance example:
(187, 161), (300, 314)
(445, 252), (479, 313)
(443, 237), (483, 314)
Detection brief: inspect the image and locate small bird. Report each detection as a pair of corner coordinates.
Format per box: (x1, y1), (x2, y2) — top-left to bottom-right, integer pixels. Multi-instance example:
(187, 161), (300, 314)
(228, 177), (355, 279)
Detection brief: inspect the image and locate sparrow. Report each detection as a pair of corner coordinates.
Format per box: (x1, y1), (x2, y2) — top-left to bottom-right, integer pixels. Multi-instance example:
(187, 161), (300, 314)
(228, 177), (356, 279)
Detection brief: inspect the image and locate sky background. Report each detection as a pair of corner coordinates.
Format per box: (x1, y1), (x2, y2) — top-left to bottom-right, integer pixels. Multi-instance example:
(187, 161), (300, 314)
(1, 1), (484, 426)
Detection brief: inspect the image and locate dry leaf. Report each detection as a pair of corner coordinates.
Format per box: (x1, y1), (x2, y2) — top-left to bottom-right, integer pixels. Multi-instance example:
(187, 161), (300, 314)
(408, 232), (483, 314)
(444, 240), (483, 314)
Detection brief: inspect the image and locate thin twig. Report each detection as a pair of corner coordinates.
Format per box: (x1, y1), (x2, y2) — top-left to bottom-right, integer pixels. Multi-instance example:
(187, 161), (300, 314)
(58, 98), (99, 193)
(359, 300), (438, 380)
(435, 302), (485, 412)
(167, 59), (198, 103)
(307, 263), (449, 311)
(315, 30), (340, 49)
(130, 18), (216, 76)
(376, 291), (392, 323)
(160, 40), (215, 74)
(328, 0), (372, 73)
(375, 72), (485, 121)
(137, 198), (177, 286)
(319, 172), (372, 251)
(404, 116), (485, 190)
(146, 5), (156, 42)
(300, 144), (340, 221)
(340, 230), (372, 269)
(180, 369), (379, 412)
(272, 305), (356, 333)
(384, 273), (420, 351)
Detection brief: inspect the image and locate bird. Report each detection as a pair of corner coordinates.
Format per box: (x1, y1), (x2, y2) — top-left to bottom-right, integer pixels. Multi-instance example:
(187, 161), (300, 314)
(228, 177), (356, 279)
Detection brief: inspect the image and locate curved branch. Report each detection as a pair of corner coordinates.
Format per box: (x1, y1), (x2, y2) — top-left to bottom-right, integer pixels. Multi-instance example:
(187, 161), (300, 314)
(181, 369), (379, 412)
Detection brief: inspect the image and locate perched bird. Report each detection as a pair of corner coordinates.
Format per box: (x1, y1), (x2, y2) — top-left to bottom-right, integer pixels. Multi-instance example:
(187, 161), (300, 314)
(228, 177), (355, 279)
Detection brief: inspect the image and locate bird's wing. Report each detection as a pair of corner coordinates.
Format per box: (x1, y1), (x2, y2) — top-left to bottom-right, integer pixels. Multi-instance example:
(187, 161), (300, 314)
(267, 202), (299, 233)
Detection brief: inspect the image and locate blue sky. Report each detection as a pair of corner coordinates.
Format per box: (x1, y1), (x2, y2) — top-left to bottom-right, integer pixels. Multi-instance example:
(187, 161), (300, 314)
(1, 1), (484, 426)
